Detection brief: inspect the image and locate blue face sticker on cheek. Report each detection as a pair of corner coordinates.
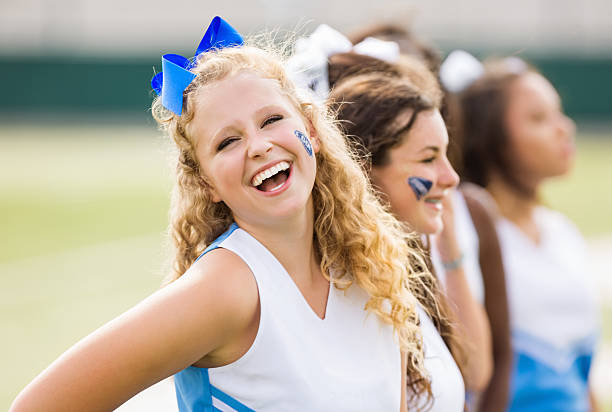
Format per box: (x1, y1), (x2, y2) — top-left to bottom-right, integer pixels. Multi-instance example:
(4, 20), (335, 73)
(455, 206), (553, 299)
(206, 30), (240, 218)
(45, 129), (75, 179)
(407, 176), (433, 200)
(294, 130), (313, 157)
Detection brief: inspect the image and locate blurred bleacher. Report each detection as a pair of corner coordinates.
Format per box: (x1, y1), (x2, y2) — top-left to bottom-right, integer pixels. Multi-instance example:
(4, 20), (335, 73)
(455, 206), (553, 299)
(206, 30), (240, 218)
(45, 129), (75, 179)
(1, 0), (611, 123)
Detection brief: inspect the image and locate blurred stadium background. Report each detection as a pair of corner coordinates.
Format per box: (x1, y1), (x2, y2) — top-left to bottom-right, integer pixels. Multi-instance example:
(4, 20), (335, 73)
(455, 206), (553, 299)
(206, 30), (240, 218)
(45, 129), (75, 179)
(1, 1), (611, 410)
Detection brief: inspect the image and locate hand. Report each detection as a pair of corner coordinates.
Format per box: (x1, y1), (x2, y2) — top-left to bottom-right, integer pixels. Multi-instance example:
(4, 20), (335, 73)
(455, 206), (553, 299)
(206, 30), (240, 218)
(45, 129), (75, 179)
(435, 189), (462, 263)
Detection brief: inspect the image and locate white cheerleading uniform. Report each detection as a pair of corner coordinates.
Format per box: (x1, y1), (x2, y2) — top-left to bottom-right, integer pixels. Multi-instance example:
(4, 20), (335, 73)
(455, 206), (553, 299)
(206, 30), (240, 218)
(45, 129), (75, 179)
(428, 189), (479, 410)
(498, 208), (599, 412)
(414, 306), (465, 412)
(174, 223), (402, 412)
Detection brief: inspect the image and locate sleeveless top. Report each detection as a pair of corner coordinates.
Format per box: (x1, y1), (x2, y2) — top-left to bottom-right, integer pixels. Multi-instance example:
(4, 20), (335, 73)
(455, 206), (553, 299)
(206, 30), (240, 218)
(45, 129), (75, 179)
(427, 190), (474, 410)
(414, 306), (465, 412)
(431, 190), (484, 303)
(498, 208), (599, 412)
(174, 223), (402, 411)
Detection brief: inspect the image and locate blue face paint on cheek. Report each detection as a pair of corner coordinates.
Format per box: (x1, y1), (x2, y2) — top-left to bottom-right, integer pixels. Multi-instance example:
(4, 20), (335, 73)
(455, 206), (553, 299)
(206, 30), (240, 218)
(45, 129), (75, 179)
(407, 176), (433, 200)
(294, 130), (313, 157)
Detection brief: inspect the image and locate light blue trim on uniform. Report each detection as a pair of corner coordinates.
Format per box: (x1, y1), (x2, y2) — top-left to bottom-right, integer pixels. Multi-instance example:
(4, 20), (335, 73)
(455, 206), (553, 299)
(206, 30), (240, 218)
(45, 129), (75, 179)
(210, 385), (256, 411)
(512, 330), (597, 372)
(174, 367), (214, 412)
(195, 223), (240, 262)
(508, 352), (593, 412)
(175, 222), (255, 412)
(175, 366), (255, 412)
(508, 330), (597, 412)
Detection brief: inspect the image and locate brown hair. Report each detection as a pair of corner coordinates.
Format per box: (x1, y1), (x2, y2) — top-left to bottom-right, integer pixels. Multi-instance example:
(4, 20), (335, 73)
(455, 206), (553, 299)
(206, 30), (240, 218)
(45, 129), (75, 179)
(448, 58), (534, 197)
(328, 52), (403, 91)
(327, 54), (466, 408)
(328, 55), (442, 167)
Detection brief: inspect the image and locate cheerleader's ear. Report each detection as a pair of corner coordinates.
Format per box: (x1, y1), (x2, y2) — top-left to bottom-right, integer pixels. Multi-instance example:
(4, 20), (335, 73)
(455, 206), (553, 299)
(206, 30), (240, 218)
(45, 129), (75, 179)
(306, 120), (320, 154)
(199, 175), (222, 203)
(210, 189), (222, 204)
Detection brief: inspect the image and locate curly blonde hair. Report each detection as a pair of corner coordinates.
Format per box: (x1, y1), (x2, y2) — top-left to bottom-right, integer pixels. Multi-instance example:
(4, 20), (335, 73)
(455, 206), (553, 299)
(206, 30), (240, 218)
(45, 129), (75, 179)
(152, 44), (439, 406)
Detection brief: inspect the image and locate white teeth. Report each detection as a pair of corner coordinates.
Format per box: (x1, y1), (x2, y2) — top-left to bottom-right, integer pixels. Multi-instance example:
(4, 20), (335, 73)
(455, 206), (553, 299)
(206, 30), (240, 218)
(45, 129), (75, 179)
(251, 161), (290, 187)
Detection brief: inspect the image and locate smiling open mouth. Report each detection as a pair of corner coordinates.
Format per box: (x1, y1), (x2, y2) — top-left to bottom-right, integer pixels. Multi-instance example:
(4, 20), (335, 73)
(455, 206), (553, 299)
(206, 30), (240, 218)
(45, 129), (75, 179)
(251, 161), (291, 192)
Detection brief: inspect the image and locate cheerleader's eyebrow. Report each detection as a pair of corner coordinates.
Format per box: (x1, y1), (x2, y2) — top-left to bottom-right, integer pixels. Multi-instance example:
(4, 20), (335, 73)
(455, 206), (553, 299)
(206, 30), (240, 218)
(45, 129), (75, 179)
(417, 146), (440, 154)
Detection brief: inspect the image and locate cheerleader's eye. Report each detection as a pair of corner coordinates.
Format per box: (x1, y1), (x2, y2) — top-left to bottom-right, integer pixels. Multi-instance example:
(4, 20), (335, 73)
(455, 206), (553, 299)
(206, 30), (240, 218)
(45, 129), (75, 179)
(262, 115), (283, 127)
(217, 137), (239, 151)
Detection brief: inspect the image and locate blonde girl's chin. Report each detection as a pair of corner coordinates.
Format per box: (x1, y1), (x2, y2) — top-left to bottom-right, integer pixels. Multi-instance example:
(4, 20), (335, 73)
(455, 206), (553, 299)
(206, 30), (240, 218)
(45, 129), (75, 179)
(432, 222), (444, 236)
(419, 217), (444, 236)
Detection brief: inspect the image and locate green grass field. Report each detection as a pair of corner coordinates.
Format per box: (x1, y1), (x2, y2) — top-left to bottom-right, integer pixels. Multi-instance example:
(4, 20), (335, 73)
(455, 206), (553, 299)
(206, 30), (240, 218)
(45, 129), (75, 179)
(542, 133), (612, 237)
(1, 124), (173, 409)
(1, 123), (611, 410)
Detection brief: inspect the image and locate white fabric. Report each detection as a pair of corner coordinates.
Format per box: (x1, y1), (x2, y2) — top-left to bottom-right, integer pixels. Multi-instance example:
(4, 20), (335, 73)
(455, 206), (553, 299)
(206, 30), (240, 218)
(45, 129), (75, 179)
(208, 227), (402, 411)
(351, 36), (400, 63)
(431, 190), (485, 303)
(439, 49), (484, 93)
(497, 207), (599, 369)
(295, 24), (353, 60)
(287, 24), (400, 102)
(286, 24), (352, 102)
(285, 45), (330, 103)
(415, 306), (465, 411)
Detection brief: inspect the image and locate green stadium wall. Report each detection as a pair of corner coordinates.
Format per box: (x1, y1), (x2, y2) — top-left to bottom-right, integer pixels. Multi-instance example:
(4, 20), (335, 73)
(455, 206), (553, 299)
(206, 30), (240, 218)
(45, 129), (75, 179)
(1, 55), (611, 122)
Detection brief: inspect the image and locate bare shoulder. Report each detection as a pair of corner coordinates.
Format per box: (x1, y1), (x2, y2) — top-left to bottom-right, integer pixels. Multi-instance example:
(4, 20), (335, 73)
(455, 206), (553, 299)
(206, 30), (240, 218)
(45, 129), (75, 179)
(181, 247), (259, 328)
(140, 246), (260, 369)
(182, 247), (258, 299)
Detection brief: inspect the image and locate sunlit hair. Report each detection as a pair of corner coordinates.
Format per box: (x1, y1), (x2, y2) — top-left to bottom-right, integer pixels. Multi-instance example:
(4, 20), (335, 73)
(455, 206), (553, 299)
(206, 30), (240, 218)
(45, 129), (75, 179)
(328, 55), (467, 406)
(152, 44), (437, 405)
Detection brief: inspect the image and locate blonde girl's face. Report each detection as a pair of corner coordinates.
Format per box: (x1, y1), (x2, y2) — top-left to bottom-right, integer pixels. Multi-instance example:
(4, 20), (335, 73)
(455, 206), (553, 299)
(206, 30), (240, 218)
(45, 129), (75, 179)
(505, 72), (576, 183)
(190, 71), (319, 229)
(370, 109), (459, 235)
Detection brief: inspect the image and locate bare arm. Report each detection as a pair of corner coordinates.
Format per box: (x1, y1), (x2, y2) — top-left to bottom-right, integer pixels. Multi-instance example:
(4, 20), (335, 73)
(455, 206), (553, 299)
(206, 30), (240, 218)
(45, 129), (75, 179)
(10, 248), (259, 412)
(436, 191), (493, 392)
(462, 183), (512, 412)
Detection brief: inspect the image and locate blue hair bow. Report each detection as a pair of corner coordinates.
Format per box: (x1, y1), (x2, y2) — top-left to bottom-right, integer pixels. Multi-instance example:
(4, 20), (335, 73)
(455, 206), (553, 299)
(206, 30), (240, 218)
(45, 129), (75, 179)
(151, 16), (243, 115)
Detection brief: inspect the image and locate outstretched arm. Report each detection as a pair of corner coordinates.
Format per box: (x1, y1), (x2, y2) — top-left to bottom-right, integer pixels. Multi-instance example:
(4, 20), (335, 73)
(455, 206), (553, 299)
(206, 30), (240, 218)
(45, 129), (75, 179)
(10, 248), (259, 412)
